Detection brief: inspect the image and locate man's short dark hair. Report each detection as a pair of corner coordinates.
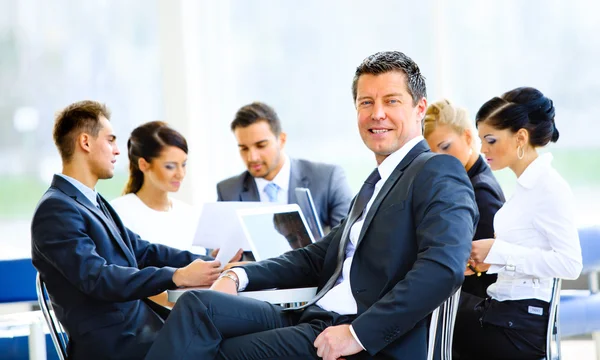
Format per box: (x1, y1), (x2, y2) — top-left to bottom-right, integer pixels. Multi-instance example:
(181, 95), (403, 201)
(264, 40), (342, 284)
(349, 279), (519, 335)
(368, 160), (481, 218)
(53, 100), (111, 162)
(230, 102), (282, 136)
(352, 51), (427, 106)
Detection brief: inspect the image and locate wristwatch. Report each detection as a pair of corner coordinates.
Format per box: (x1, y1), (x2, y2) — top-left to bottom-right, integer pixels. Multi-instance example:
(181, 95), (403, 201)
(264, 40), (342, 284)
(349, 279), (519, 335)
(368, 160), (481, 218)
(218, 270), (239, 291)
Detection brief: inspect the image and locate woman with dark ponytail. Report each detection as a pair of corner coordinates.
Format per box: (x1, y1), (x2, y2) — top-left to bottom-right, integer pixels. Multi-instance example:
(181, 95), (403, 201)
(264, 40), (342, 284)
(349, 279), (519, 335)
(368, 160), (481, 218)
(453, 87), (582, 359)
(111, 121), (204, 253)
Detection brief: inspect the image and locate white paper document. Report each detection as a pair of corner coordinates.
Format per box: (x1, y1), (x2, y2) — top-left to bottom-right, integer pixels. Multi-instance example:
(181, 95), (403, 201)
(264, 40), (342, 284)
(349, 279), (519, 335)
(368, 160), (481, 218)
(192, 202), (272, 259)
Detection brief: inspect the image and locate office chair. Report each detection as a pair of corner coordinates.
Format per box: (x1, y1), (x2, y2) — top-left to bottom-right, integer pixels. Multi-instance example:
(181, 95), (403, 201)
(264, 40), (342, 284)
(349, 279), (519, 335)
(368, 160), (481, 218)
(427, 287), (461, 360)
(36, 273), (69, 360)
(545, 278), (562, 360)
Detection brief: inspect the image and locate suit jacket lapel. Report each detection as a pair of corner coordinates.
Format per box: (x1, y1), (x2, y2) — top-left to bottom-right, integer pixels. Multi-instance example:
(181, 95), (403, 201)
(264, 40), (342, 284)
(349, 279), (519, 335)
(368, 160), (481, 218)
(51, 175), (137, 266)
(240, 172), (260, 201)
(288, 158), (309, 204)
(356, 141), (430, 245)
(96, 193), (137, 266)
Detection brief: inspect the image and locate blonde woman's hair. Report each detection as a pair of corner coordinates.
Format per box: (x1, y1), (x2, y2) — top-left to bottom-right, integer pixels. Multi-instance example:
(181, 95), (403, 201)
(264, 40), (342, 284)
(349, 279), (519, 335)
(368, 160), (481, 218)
(423, 99), (481, 152)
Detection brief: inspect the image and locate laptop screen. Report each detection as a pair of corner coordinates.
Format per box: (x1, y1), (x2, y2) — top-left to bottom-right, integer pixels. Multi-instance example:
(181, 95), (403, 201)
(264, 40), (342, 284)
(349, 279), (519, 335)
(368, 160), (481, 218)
(237, 205), (314, 261)
(294, 187), (325, 240)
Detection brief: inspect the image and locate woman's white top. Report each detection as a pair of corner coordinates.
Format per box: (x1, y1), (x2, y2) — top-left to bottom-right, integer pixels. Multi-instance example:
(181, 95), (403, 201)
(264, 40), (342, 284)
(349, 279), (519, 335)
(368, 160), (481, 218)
(111, 193), (205, 255)
(484, 153), (582, 302)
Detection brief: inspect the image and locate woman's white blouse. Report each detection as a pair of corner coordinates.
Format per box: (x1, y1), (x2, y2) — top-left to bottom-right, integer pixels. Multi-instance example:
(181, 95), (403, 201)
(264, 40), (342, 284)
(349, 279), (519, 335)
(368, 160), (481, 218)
(111, 193), (206, 255)
(484, 153), (582, 302)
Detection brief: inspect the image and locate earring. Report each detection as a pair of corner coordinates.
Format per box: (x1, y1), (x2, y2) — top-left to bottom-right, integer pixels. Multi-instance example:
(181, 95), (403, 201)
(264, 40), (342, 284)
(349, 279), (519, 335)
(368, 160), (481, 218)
(517, 145), (525, 160)
(469, 148), (473, 156)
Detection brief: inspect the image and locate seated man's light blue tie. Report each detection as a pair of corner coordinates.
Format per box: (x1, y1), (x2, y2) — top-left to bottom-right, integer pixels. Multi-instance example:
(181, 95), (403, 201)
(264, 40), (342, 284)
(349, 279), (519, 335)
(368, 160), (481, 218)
(264, 182), (280, 202)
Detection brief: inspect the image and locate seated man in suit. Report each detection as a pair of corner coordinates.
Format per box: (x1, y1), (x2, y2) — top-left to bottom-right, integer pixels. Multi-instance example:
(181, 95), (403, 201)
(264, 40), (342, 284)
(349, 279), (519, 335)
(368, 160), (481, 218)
(216, 101), (352, 230)
(147, 51), (479, 360)
(31, 101), (224, 360)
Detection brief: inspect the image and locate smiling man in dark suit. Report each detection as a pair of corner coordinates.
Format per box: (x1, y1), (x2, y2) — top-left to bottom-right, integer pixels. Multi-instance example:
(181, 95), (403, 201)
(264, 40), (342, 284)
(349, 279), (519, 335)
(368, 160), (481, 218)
(217, 101), (352, 230)
(30, 101), (223, 359)
(147, 51), (478, 360)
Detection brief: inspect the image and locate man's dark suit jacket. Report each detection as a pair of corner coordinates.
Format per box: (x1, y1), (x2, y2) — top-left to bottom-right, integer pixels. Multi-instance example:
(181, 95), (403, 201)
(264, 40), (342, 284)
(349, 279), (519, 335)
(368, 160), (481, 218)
(462, 155), (505, 298)
(216, 158), (352, 228)
(240, 141), (478, 359)
(31, 175), (207, 360)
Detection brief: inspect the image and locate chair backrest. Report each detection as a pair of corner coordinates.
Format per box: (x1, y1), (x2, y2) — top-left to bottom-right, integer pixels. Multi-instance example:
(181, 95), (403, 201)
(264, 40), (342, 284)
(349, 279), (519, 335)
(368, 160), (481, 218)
(36, 273), (69, 360)
(0, 258), (38, 303)
(546, 278), (562, 360)
(427, 287), (461, 360)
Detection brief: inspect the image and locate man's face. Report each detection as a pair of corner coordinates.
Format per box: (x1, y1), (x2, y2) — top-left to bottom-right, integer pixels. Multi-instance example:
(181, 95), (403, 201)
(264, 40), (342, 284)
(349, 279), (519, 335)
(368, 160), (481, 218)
(88, 116), (120, 179)
(355, 71), (427, 164)
(234, 121), (286, 181)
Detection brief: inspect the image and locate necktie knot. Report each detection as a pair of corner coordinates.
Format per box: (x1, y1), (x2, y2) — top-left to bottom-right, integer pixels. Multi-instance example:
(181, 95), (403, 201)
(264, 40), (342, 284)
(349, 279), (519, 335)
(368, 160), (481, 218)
(353, 168), (380, 217)
(264, 182), (280, 202)
(365, 168), (381, 185)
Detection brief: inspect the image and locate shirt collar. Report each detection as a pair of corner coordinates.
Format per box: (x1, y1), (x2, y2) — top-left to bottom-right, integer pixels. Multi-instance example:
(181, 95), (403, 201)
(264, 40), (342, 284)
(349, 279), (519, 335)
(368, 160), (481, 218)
(517, 152), (553, 189)
(56, 173), (99, 206)
(377, 136), (424, 183)
(254, 153), (290, 192)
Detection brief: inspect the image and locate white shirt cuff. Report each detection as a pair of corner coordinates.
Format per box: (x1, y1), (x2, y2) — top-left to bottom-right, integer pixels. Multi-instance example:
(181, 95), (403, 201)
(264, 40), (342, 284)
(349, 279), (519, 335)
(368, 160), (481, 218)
(349, 325), (366, 350)
(229, 268), (249, 291)
(484, 239), (523, 276)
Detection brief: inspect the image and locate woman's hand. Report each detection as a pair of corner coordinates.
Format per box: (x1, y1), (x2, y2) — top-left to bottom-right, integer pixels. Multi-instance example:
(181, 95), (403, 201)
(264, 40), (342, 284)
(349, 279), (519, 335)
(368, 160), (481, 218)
(464, 259), (491, 276)
(471, 239), (495, 264)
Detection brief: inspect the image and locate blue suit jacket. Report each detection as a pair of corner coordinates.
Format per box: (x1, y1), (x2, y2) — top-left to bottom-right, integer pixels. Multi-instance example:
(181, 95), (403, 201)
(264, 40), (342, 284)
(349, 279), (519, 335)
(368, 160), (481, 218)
(241, 141), (479, 359)
(31, 175), (207, 360)
(216, 158), (352, 229)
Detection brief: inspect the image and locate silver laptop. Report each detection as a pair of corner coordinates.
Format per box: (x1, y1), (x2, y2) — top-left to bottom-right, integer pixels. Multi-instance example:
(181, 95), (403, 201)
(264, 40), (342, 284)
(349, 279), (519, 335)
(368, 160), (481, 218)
(294, 187), (325, 240)
(236, 204), (315, 261)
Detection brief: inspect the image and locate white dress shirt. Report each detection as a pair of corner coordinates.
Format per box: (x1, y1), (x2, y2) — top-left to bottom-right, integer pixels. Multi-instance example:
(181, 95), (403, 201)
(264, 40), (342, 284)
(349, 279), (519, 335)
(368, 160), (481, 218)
(232, 136), (424, 348)
(254, 154), (290, 204)
(57, 174), (98, 206)
(485, 153), (583, 302)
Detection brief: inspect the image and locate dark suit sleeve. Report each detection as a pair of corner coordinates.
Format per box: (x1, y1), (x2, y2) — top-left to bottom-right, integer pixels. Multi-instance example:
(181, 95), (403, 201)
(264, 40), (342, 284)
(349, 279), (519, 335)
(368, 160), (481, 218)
(352, 155), (478, 355)
(127, 229), (211, 269)
(326, 165), (352, 227)
(31, 197), (181, 302)
(241, 224), (341, 291)
(472, 182), (502, 240)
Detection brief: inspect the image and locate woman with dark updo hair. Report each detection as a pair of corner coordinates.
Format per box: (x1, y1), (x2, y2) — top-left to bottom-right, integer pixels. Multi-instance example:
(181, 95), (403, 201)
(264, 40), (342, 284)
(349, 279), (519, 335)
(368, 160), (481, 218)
(111, 121), (203, 252)
(453, 87), (582, 360)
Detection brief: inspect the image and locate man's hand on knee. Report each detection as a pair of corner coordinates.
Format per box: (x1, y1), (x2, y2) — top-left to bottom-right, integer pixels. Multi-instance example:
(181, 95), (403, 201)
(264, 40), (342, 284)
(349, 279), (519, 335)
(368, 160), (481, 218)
(314, 324), (363, 360)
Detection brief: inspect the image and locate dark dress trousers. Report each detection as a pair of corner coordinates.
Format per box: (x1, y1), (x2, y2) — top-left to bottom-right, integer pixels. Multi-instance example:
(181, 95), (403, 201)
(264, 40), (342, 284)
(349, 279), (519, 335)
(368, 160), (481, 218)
(216, 158), (352, 228)
(146, 141), (479, 360)
(30, 175), (208, 360)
